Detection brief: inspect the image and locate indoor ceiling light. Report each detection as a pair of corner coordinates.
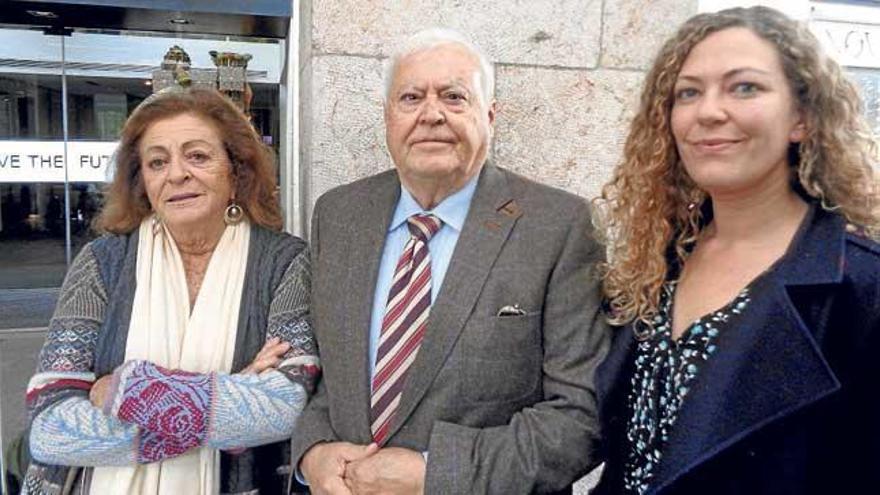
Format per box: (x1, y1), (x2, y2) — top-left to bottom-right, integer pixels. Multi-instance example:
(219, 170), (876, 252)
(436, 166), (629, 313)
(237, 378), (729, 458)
(169, 18), (191, 25)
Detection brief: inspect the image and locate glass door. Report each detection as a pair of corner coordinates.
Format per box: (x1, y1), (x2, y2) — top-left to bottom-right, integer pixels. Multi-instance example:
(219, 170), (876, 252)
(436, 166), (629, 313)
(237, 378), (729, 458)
(0, 25), (283, 493)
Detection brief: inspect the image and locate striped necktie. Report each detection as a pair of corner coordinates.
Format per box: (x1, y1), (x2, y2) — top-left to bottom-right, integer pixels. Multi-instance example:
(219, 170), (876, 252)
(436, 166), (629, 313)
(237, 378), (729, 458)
(370, 213), (442, 444)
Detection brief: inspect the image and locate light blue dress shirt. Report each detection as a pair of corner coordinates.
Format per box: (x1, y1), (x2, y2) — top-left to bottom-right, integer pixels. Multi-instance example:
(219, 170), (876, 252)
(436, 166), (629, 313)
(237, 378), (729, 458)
(367, 174), (479, 377)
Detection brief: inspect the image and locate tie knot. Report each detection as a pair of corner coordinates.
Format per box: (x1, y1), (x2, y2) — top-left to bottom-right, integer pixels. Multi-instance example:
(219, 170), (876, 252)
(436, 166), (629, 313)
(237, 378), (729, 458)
(407, 214), (442, 243)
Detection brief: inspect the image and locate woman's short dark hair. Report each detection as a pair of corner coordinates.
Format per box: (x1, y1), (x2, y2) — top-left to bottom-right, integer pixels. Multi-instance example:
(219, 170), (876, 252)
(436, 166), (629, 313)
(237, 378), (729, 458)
(97, 88), (283, 233)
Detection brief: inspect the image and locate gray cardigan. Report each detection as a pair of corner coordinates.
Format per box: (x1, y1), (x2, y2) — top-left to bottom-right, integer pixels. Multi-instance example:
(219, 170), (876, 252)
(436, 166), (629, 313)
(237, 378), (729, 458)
(24, 224), (312, 495)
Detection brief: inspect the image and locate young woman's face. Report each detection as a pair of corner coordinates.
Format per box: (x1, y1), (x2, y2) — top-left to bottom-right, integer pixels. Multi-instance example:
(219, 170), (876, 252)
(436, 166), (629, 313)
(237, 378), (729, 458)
(671, 27), (805, 198)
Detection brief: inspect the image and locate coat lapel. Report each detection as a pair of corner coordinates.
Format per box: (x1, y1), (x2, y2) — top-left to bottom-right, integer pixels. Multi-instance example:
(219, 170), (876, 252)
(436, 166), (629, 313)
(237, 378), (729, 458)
(596, 324), (636, 428)
(385, 164), (521, 441)
(334, 171), (400, 443)
(649, 206), (846, 493)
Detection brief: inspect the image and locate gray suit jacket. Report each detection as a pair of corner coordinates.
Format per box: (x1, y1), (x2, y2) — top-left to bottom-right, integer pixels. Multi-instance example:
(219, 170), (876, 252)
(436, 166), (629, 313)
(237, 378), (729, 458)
(292, 164), (610, 494)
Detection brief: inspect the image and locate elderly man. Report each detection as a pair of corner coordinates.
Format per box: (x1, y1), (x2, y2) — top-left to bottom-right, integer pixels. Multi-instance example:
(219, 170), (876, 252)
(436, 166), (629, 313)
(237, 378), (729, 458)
(292, 28), (609, 494)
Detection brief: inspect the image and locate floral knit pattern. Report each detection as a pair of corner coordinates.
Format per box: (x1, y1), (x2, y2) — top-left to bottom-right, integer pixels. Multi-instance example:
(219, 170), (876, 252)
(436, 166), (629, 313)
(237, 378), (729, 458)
(111, 361), (212, 462)
(27, 367), (308, 468)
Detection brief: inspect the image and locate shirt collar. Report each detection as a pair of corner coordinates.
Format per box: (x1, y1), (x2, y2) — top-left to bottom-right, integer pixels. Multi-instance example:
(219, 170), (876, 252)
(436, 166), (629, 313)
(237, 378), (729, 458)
(389, 172), (480, 233)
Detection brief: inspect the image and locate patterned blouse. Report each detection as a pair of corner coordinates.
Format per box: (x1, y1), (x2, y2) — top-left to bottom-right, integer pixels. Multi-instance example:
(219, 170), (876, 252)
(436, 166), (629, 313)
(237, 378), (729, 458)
(622, 280), (756, 495)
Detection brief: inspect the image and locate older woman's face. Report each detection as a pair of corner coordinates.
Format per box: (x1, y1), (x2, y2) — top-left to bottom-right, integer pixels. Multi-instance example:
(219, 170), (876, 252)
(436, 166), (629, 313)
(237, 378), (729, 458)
(670, 27), (805, 198)
(139, 113), (233, 234)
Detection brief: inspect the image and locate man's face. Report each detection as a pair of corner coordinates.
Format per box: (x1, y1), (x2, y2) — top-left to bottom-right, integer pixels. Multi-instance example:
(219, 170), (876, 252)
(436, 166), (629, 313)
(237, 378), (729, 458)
(385, 44), (495, 193)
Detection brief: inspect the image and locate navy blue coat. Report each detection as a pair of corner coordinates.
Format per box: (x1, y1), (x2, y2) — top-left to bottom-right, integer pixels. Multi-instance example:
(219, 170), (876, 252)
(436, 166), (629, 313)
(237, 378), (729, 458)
(594, 206), (880, 495)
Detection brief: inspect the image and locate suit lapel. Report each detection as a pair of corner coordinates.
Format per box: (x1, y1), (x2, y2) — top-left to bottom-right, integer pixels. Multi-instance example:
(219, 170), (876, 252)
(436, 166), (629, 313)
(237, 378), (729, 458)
(385, 164), (521, 441)
(334, 171), (400, 443)
(649, 206), (847, 493)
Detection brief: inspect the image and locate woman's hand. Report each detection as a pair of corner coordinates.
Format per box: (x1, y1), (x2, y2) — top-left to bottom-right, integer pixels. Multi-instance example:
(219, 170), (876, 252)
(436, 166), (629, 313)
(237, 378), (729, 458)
(90, 374), (113, 410)
(88, 336), (289, 409)
(241, 337), (291, 375)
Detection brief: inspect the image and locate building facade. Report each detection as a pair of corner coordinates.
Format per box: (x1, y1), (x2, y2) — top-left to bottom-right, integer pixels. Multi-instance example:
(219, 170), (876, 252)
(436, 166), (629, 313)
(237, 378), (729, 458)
(0, 0), (877, 492)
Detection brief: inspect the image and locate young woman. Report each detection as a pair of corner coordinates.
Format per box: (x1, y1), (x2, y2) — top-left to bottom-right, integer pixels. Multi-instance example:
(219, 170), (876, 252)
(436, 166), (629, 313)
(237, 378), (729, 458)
(594, 6), (879, 495)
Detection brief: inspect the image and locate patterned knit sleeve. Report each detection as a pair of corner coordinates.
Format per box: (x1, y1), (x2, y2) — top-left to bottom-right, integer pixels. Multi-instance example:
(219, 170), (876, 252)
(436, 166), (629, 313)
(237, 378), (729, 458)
(266, 247), (320, 393)
(100, 248), (319, 457)
(29, 397), (138, 466)
(26, 244), (143, 467)
(26, 244), (105, 417)
(105, 361), (308, 456)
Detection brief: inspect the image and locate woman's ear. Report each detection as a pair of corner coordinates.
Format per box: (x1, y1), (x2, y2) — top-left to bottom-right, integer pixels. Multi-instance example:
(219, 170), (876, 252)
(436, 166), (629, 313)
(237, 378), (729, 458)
(789, 121), (806, 143)
(789, 109), (807, 143)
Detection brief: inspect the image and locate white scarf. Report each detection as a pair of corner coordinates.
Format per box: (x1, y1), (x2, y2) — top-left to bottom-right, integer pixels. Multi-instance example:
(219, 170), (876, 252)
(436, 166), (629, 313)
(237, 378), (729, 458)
(90, 216), (250, 495)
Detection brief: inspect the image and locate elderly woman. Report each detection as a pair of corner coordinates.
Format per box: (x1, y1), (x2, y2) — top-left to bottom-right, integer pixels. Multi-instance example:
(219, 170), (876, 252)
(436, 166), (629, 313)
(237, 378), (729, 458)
(22, 88), (318, 494)
(594, 6), (879, 495)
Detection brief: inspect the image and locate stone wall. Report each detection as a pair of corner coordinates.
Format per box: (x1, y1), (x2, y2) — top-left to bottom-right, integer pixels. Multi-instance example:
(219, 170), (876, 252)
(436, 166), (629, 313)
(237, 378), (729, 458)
(297, 0), (700, 227)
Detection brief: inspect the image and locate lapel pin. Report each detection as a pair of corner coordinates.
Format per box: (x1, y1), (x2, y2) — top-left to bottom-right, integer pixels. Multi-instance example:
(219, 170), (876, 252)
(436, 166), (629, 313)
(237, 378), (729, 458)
(498, 200), (521, 218)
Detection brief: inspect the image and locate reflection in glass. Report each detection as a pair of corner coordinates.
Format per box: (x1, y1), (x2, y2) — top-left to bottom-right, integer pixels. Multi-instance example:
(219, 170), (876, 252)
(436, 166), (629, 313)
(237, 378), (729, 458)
(0, 71), (68, 289)
(1, 78), (280, 292)
(0, 28), (284, 493)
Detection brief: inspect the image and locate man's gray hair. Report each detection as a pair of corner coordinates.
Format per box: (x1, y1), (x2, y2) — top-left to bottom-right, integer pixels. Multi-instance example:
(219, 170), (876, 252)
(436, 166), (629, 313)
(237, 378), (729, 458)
(382, 28), (494, 107)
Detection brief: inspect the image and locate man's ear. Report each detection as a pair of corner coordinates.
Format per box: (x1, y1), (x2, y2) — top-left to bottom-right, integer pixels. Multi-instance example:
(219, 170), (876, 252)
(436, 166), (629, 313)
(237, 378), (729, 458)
(487, 100), (497, 127)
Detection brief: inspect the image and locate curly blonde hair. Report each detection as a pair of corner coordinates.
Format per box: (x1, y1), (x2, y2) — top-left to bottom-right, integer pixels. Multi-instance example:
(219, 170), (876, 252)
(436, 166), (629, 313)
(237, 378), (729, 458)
(596, 6), (879, 326)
